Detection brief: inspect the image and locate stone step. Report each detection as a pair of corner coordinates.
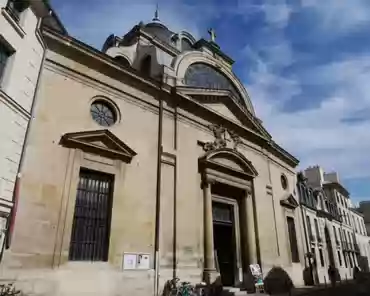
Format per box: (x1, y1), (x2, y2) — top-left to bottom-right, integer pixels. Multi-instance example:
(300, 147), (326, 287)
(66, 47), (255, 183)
(222, 287), (248, 296)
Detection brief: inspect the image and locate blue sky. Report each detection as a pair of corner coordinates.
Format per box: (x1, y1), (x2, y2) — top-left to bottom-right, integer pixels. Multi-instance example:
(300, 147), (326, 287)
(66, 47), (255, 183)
(51, 0), (370, 204)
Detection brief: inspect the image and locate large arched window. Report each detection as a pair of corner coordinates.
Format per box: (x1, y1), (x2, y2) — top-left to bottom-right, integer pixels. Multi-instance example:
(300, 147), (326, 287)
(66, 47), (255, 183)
(184, 63), (241, 101)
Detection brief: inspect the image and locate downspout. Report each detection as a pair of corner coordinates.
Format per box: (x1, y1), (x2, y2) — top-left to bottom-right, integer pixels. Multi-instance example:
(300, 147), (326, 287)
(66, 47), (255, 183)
(5, 11), (47, 250)
(154, 82), (164, 296)
(298, 183), (314, 285)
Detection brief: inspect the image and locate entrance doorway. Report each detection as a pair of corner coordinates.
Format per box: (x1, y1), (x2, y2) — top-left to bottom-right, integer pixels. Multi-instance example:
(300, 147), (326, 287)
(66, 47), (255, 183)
(213, 201), (236, 286)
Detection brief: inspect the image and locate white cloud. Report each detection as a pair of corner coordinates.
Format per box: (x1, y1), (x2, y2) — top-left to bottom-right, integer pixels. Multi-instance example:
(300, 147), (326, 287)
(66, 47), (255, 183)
(301, 0), (370, 33)
(237, 0), (293, 29)
(247, 52), (370, 180)
(260, 2), (293, 28)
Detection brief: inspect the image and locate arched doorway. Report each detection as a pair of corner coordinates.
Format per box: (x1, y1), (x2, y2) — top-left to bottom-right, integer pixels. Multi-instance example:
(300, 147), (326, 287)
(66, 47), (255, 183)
(199, 148), (258, 287)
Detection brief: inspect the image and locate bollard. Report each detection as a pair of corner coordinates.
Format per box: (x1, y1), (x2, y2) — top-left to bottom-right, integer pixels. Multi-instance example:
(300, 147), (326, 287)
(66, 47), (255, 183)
(324, 276), (327, 288)
(345, 274), (348, 283)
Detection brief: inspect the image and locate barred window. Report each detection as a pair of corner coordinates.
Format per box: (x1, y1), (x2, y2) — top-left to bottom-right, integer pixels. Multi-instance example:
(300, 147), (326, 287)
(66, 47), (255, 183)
(69, 169), (114, 261)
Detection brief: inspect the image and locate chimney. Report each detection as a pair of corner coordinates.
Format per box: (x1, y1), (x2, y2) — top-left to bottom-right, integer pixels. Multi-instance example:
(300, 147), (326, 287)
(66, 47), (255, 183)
(324, 172), (340, 183)
(304, 166), (324, 188)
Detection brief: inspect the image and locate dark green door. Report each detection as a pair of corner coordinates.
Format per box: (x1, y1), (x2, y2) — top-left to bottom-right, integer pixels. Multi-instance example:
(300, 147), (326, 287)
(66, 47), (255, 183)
(213, 202), (235, 286)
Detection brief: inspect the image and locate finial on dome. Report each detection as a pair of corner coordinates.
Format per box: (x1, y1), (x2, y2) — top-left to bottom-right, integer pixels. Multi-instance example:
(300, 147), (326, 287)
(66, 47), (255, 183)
(153, 3), (160, 22)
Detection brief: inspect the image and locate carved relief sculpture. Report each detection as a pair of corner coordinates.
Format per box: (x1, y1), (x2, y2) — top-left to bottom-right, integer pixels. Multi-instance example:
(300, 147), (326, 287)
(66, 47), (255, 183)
(202, 124), (241, 152)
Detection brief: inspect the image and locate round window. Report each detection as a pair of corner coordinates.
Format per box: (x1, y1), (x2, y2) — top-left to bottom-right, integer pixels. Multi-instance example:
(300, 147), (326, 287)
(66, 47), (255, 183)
(281, 174), (288, 190)
(90, 100), (117, 127)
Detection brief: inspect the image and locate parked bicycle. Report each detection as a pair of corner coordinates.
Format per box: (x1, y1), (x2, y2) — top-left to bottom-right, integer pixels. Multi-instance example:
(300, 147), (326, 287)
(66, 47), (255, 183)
(0, 284), (20, 296)
(163, 278), (199, 296)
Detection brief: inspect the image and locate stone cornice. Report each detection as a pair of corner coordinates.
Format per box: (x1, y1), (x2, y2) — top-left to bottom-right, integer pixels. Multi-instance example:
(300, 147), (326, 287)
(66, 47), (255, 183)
(176, 86), (271, 139)
(42, 26), (164, 95)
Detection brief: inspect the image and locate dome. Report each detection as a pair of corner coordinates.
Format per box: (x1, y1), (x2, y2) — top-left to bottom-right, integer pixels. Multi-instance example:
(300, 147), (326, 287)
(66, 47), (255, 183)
(143, 21), (175, 45)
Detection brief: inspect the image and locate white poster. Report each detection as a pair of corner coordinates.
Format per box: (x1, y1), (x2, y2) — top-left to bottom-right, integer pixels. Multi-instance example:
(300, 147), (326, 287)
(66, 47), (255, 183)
(123, 253), (137, 270)
(137, 254), (150, 269)
(249, 264), (262, 277)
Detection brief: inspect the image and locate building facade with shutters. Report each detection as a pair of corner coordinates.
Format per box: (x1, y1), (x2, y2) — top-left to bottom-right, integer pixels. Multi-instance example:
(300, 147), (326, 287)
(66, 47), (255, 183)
(359, 201), (370, 236)
(298, 166), (370, 285)
(0, 0), (65, 259)
(0, 11), (308, 296)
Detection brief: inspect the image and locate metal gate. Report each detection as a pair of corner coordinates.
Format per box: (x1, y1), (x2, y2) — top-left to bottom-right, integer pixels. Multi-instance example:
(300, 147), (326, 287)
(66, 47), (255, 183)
(69, 169), (114, 261)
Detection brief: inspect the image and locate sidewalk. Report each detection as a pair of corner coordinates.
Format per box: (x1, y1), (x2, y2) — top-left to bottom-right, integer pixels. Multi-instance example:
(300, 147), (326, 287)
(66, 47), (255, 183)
(246, 281), (355, 296)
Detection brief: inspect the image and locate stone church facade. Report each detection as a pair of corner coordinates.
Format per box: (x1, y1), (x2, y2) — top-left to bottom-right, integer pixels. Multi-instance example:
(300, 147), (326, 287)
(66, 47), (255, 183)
(1, 14), (307, 296)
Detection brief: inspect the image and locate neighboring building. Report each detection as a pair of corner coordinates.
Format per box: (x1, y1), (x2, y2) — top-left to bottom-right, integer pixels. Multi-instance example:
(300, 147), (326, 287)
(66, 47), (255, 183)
(297, 171), (343, 285)
(359, 201), (370, 237)
(0, 0), (65, 256)
(357, 201), (370, 270)
(349, 207), (370, 272)
(298, 166), (370, 284)
(0, 11), (307, 296)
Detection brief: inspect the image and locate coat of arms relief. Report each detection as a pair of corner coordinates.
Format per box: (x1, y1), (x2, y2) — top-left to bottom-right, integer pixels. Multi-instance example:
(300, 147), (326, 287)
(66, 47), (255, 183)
(202, 124), (242, 151)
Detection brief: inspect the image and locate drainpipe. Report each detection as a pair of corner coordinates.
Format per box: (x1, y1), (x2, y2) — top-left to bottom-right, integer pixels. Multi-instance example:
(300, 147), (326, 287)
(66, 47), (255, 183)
(5, 10), (47, 251)
(298, 183), (314, 285)
(154, 83), (164, 296)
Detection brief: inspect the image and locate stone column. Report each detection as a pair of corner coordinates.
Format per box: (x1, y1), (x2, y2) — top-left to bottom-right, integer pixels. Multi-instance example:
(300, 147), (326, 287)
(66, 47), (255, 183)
(241, 188), (258, 293)
(202, 180), (218, 284)
(246, 190), (257, 264)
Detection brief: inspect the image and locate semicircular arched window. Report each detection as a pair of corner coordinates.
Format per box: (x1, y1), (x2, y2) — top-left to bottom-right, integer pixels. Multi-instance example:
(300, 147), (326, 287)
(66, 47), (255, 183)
(114, 56), (130, 67)
(184, 63), (241, 101)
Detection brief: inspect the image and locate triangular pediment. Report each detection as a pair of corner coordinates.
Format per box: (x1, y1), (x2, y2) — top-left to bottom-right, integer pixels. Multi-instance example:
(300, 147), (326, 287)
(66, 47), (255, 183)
(280, 193), (299, 210)
(176, 86), (271, 139)
(60, 129), (137, 163)
(206, 103), (243, 125)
